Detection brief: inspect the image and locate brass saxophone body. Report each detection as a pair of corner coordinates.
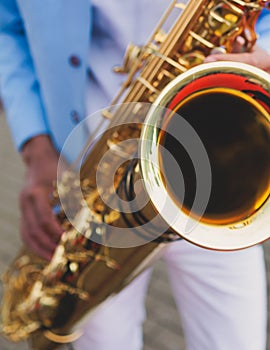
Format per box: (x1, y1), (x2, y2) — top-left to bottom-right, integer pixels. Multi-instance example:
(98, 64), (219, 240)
(1, 1), (270, 349)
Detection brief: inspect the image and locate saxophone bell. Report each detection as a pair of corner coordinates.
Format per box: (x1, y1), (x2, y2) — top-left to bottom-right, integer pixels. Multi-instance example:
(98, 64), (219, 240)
(141, 61), (270, 250)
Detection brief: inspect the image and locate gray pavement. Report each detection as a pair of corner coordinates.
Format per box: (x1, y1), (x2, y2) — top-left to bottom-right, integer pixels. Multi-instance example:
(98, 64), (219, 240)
(0, 112), (269, 350)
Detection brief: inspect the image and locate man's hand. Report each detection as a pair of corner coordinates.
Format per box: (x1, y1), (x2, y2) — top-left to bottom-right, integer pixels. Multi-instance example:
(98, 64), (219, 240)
(204, 45), (270, 73)
(20, 135), (63, 260)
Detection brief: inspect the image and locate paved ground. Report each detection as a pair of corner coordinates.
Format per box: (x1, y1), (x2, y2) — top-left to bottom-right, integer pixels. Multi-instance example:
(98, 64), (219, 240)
(0, 112), (269, 350)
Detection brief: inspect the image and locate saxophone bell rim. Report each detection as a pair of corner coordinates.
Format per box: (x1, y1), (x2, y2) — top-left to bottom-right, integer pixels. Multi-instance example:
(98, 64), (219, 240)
(140, 61), (270, 251)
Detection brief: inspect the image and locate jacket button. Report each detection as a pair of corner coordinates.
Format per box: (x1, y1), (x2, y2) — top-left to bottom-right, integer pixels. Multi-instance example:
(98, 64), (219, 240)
(71, 110), (80, 123)
(69, 55), (81, 67)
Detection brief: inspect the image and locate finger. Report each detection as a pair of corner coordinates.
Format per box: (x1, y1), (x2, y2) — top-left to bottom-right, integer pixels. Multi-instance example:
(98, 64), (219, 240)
(20, 218), (56, 261)
(20, 189), (61, 255)
(28, 186), (63, 240)
(232, 36), (246, 53)
(20, 197), (59, 248)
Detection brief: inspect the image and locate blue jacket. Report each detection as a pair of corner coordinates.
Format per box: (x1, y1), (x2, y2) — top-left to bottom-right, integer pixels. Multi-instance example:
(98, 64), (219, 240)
(0, 0), (91, 157)
(0, 1), (269, 156)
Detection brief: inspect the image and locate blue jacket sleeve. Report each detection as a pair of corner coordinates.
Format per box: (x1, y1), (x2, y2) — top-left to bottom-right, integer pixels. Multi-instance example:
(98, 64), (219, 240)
(256, 9), (270, 53)
(0, 0), (49, 150)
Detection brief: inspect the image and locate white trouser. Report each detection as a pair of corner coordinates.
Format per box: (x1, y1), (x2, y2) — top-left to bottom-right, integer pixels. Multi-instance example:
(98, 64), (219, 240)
(73, 240), (267, 350)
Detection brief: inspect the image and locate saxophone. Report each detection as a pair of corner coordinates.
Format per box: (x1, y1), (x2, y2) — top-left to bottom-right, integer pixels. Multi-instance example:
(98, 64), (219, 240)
(2, 1), (270, 349)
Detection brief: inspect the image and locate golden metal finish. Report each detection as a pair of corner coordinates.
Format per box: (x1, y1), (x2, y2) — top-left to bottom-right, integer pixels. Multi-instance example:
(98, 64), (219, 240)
(43, 329), (83, 344)
(141, 61), (270, 249)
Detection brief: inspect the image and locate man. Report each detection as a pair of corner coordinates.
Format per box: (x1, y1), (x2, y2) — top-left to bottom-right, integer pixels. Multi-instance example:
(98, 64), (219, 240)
(0, 1), (270, 349)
